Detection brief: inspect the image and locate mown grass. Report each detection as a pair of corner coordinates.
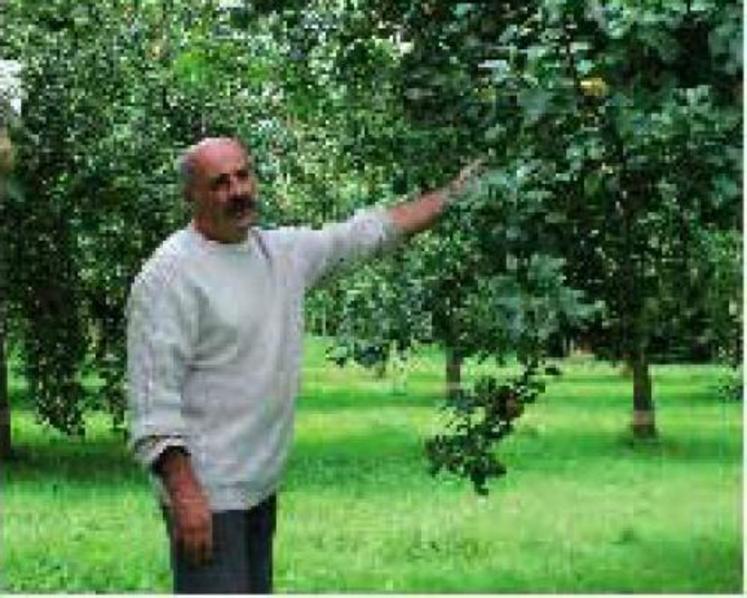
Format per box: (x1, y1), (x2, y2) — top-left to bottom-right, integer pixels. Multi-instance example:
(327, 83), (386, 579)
(1, 338), (743, 593)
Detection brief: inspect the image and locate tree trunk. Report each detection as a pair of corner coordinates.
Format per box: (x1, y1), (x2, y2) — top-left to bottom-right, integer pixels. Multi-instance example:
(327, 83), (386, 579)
(630, 348), (656, 438)
(320, 303), (327, 338)
(0, 330), (11, 459)
(445, 346), (463, 401)
(0, 127), (12, 459)
(391, 350), (407, 395)
(374, 359), (387, 379)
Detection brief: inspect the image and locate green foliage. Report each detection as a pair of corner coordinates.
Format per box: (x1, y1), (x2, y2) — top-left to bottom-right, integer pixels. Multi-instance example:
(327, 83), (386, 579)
(0, 0), (295, 434)
(1, 1), (741, 489)
(699, 230), (743, 400)
(476, 0), (743, 364)
(312, 0), (741, 481)
(426, 367), (553, 495)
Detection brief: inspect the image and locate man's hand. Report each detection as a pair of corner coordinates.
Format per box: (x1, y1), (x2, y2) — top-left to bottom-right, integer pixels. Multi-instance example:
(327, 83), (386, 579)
(155, 448), (213, 567)
(442, 158), (485, 205)
(171, 491), (213, 567)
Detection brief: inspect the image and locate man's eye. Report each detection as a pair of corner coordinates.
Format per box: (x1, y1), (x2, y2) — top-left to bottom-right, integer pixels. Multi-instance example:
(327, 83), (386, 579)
(211, 175), (229, 189)
(236, 168), (250, 180)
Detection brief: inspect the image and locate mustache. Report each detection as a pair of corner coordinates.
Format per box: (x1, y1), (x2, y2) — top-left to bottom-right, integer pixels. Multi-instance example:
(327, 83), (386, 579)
(226, 194), (259, 215)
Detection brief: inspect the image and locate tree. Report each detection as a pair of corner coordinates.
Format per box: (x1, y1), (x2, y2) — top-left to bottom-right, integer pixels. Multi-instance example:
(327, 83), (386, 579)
(1, 57), (23, 458)
(1, 0), (740, 489)
(282, 1), (598, 490)
(309, 0), (594, 385)
(475, 0), (742, 436)
(0, 0), (296, 444)
(324, 0), (741, 442)
(282, 0), (741, 490)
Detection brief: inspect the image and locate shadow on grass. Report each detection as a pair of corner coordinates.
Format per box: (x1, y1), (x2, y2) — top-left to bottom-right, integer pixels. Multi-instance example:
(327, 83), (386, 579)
(595, 529), (743, 593)
(297, 386), (439, 412)
(3, 419), (140, 486)
(510, 423), (742, 473)
(545, 382), (726, 406)
(617, 431), (743, 463)
(284, 420), (435, 493)
(4, 391), (740, 495)
(5, 418), (740, 491)
(288, 413), (740, 496)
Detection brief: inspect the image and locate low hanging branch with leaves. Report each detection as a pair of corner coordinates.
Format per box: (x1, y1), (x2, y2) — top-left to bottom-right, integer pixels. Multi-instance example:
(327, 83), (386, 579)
(425, 360), (562, 495)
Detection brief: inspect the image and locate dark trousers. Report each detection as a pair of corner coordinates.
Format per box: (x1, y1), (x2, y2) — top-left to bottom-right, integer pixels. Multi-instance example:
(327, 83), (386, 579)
(163, 495), (277, 594)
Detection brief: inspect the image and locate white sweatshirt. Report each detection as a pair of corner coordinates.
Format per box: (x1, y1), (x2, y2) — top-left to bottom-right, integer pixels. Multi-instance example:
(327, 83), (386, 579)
(126, 207), (402, 511)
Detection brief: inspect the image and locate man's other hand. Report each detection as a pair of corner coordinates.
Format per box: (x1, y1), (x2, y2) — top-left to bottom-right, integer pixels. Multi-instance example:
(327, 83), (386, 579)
(171, 489), (213, 567)
(155, 447), (214, 567)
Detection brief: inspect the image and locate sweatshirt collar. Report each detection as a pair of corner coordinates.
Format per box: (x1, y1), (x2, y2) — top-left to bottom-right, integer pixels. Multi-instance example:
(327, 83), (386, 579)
(186, 221), (255, 253)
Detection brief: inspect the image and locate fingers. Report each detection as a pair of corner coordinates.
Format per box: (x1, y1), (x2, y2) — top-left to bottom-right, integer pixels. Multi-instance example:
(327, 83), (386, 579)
(449, 157), (487, 199)
(181, 518), (213, 567)
(458, 158), (486, 184)
(173, 497), (214, 567)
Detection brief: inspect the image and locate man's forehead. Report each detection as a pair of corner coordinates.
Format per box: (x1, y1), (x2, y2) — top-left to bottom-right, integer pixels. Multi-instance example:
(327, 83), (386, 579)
(192, 138), (251, 172)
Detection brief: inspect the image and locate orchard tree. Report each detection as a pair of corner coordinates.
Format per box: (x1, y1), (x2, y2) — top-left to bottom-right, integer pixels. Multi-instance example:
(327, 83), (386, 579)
(302, 1), (589, 380)
(276, 0), (599, 490)
(321, 0), (741, 442)
(0, 57), (22, 458)
(0, 0), (295, 447)
(276, 0), (741, 489)
(476, 0), (742, 436)
(0, 116), (14, 459)
(1, 0), (194, 442)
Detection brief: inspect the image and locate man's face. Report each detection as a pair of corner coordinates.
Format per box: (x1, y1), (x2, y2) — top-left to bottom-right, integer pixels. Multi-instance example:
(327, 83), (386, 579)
(188, 139), (259, 243)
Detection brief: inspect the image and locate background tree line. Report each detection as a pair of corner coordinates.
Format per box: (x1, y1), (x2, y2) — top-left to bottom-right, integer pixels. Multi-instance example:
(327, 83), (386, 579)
(0, 1), (741, 483)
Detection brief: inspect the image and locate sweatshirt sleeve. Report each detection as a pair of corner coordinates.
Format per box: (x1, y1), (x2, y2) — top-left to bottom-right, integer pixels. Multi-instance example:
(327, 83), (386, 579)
(126, 255), (198, 469)
(293, 206), (404, 289)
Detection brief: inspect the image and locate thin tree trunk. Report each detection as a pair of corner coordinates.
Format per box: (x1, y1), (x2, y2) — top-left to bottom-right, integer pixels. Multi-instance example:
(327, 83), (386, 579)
(0, 127), (12, 459)
(374, 358), (387, 379)
(0, 329), (11, 459)
(630, 347), (656, 438)
(391, 349), (407, 395)
(445, 345), (463, 401)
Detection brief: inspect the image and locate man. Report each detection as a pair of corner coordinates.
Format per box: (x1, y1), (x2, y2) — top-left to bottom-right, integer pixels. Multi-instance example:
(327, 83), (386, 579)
(126, 137), (481, 594)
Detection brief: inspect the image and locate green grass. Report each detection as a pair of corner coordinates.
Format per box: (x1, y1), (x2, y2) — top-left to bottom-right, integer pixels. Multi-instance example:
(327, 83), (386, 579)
(1, 338), (743, 593)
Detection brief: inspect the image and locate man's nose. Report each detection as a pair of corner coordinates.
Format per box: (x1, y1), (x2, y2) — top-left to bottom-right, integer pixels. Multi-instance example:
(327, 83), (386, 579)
(230, 174), (255, 196)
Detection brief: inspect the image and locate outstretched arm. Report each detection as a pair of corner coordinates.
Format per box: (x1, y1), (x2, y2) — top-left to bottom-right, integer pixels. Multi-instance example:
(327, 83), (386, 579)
(291, 159), (484, 289)
(388, 159), (484, 236)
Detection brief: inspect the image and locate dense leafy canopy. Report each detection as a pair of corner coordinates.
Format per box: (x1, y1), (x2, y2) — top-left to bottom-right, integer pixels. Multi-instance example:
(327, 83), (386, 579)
(0, 0), (741, 489)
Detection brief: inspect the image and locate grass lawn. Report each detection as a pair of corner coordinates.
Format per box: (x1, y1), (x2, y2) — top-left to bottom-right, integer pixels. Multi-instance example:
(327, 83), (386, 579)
(1, 337), (743, 593)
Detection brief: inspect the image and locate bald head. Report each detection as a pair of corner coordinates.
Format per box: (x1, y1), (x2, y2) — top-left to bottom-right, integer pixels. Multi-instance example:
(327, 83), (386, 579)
(177, 137), (259, 243)
(178, 137), (248, 200)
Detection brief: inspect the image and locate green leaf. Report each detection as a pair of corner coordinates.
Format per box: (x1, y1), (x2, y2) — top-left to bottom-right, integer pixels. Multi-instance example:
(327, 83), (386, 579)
(518, 88), (552, 125)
